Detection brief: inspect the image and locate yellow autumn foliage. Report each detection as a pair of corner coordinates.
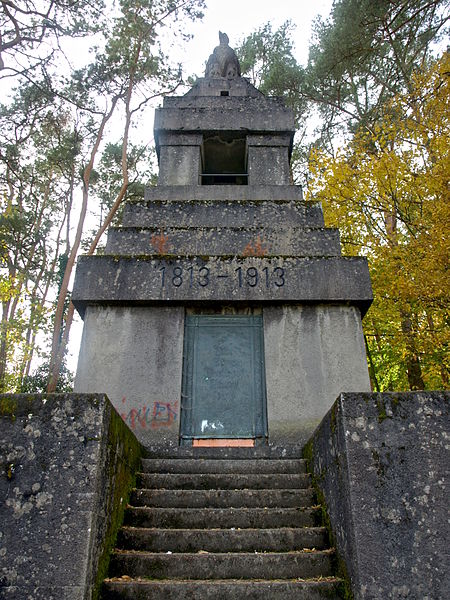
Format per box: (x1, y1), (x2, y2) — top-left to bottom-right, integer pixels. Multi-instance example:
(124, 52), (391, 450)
(307, 53), (449, 390)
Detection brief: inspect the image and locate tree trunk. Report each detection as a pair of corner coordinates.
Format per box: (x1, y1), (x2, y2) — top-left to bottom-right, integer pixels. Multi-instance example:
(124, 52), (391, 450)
(0, 299), (11, 391)
(400, 309), (425, 390)
(47, 97), (120, 392)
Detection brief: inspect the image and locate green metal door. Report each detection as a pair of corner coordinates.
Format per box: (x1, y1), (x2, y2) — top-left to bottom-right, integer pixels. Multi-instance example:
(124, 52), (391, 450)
(180, 315), (268, 444)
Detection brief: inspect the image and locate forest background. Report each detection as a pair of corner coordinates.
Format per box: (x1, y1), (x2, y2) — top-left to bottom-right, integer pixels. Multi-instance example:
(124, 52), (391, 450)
(0, 0), (448, 393)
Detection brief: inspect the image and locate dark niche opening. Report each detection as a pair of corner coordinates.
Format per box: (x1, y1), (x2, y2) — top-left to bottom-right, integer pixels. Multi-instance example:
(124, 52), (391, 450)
(201, 133), (247, 185)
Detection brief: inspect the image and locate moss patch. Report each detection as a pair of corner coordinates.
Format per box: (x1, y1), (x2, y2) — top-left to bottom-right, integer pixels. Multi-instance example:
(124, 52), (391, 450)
(376, 398), (390, 422)
(0, 394), (39, 419)
(91, 405), (143, 600)
(0, 395), (18, 417)
(303, 438), (354, 600)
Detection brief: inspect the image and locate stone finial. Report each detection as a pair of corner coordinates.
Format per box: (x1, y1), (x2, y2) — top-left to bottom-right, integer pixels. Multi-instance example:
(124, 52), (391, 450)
(205, 31), (241, 79)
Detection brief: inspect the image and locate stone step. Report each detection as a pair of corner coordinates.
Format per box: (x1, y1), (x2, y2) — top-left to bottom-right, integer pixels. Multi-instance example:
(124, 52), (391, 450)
(141, 457), (307, 474)
(122, 199), (324, 228)
(102, 577), (343, 599)
(117, 526), (328, 553)
(143, 445), (305, 459)
(137, 472), (310, 490)
(131, 488), (315, 508)
(144, 184), (305, 202)
(102, 442), (340, 600)
(124, 507), (320, 529)
(105, 226), (341, 257)
(109, 550), (335, 580)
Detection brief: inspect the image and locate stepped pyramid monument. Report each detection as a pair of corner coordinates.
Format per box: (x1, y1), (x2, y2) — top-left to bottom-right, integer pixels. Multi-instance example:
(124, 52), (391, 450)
(1, 34), (447, 600)
(72, 32), (373, 448)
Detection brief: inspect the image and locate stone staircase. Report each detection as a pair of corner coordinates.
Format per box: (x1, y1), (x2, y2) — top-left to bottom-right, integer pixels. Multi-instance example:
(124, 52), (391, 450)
(101, 447), (344, 599)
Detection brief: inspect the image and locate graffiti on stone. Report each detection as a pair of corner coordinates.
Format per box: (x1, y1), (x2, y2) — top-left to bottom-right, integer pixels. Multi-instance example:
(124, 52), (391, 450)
(242, 236), (269, 257)
(150, 233), (171, 254)
(120, 397), (178, 430)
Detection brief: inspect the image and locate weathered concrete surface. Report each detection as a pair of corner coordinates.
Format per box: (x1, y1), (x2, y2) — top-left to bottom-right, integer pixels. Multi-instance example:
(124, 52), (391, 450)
(103, 443), (342, 599)
(154, 78), (295, 186)
(141, 454), (306, 470)
(157, 145), (201, 185)
(154, 96), (294, 139)
(109, 549), (334, 580)
(142, 445), (307, 459)
(102, 579), (342, 599)
(105, 226), (341, 256)
(73, 304), (371, 448)
(163, 89), (285, 108)
(74, 306), (184, 446)
(184, 76), (263, 98)
(248, 146), (290, 185)
(246, 133), (292, 147)
(116, 523), (327, 552)
(264, 306), (371, 446)
(247, 135), (293, 185)
(143, 184), (304, 202)
(306, 391), (450, 600)
(136, 471), (310, 489)
(123, 198), (323, 228)
(124, 506), (319, 529)
(72, 256), (373, 317)
(0, 393), (142, 600)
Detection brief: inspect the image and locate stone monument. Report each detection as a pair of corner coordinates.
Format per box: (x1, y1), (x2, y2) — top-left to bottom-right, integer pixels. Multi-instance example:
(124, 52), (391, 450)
(73, 33), (373, 447)
(3, 37), (446, 600)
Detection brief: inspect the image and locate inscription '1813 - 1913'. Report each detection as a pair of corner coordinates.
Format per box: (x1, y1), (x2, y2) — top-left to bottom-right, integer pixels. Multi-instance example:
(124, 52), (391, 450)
(158, 265), (286, 289)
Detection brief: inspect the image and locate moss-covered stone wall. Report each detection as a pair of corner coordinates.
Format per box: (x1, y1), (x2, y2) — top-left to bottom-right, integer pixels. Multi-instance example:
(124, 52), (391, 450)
(305, 391), (449, 600)
(0, 393), (142, 600)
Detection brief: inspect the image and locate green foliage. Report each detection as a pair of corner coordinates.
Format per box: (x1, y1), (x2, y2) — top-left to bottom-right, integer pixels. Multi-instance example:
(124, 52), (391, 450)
(0, 86), (78, 391)
(0, 0), (205, 391)
(90, 142), (154, 230)
(236, 21), (310, 183)
(20, 361), (73, 393)
(306, 0), (450, 144)
(237, 21), (306, 122)
(308, 54), (450, 390)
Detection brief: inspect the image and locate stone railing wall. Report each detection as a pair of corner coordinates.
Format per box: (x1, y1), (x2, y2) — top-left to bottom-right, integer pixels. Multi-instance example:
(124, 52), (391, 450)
(304, 391), (449, 600)
(0, 393), (143, 600)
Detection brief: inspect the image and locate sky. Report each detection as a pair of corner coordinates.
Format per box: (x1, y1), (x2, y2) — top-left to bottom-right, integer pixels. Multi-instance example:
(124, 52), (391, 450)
(180, 0), (333, 75)
(67, 0), (334, 372)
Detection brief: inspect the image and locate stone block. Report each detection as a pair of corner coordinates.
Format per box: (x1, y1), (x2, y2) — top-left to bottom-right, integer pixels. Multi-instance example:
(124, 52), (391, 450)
(122, 199), (324, 228)
(306, 391), (450, 600)
(154, 97), (294, 134)
(74, 306), (184, 447)
(105, 226), (341, 257)
(264, 306), (371, 446)
(248, 146), (291, 185)
(157, 145), (201, 185)
(143, 184), (304, 202)
(182, 76), (264, 98)
(157, 132), (203, 147)
(72, 255), (373, 317)
(246, 134), (292, 147)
